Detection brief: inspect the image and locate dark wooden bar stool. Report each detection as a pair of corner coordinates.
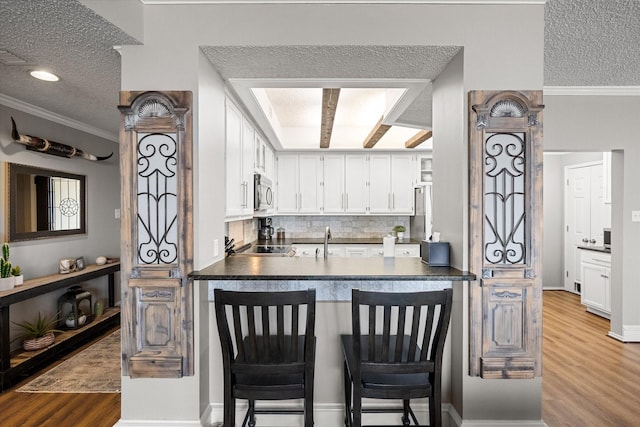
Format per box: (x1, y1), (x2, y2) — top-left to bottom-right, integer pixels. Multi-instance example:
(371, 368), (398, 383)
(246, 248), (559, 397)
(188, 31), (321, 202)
(341, 288), (453, 427)
(214, 288), (316, 427)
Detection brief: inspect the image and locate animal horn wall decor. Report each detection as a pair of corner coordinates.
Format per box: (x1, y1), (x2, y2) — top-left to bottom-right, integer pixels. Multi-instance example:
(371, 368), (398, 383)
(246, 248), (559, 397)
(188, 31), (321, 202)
(10, 117), (113, 161)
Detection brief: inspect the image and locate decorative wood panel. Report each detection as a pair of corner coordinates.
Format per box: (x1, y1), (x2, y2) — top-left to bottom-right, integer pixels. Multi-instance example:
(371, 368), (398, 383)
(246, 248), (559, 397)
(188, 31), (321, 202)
(118, 91), (193, 378)
(469, 90), (544, 378)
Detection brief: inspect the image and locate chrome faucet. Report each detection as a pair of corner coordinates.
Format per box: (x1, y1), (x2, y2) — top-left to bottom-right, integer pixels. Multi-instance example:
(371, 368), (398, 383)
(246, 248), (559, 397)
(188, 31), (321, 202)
(324, 226), (332, 259)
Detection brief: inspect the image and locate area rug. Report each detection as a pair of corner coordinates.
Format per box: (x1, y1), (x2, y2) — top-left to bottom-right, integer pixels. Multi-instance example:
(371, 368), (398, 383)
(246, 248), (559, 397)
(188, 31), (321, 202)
(17, 329), (120, 393)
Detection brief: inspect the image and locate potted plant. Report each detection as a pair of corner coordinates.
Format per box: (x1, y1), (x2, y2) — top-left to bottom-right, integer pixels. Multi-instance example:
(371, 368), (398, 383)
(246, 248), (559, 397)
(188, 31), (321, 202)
(12, 312), (62, 351)
(0, 242), (15, 291)
(393, 225), (406, 240)
(11, 265), (23, 286)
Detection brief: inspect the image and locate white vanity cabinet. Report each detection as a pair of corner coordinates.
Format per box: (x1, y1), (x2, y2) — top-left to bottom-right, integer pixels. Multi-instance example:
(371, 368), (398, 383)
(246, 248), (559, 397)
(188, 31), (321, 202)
(580, 249), (611, 318)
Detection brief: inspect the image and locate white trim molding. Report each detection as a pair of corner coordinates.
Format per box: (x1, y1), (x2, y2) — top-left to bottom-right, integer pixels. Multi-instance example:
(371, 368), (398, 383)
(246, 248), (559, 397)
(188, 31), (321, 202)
(608, 325), (640, 342)
(142, 1), (545, 5)
(544, 86), (640, 96)
(0, 93), (118, 142)
(113, 420), (202, 427)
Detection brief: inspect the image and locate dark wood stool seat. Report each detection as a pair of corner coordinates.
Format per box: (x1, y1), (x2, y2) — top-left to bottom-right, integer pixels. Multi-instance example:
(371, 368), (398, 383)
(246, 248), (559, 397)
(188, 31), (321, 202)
(341, 289), (453, 427)
(215, 289), (316, 427)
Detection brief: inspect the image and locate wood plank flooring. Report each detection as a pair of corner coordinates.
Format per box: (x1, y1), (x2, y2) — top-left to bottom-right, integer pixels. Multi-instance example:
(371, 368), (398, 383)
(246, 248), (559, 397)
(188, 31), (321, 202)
(0, 326), (120, 427)
(1, 293), (639, 426)
(543, 290), (640, 426)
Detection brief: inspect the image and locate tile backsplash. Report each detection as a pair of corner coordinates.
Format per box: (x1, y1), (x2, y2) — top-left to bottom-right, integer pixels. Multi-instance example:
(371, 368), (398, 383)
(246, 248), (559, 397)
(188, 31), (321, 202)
(271, 216), (410, 239)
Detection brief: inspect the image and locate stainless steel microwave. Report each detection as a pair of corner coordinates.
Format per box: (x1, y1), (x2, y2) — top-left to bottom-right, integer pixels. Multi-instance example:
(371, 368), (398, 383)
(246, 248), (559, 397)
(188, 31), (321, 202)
(254, 173), (274, 211)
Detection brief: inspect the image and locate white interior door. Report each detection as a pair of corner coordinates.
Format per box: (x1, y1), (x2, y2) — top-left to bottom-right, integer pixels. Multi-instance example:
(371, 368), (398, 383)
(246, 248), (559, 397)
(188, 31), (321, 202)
(564, 165), (590, 291)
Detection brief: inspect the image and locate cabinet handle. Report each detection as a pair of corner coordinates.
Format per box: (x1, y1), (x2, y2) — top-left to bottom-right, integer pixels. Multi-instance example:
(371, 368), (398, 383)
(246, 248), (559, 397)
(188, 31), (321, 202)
(600, 274), (609, 279)
(582, 238), (589, 243)
(345, 193), (348, 209)
(590, 239), (596, 244)
(298, 193), (302, 209)
(392, 193), (395, 210)
(341, 193), (344, 209)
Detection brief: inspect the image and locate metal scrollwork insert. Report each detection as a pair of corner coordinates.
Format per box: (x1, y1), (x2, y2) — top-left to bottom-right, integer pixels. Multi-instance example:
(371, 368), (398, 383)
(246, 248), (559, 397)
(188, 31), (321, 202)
(137, 132), (178, 265)
(484, 132), (526, 265)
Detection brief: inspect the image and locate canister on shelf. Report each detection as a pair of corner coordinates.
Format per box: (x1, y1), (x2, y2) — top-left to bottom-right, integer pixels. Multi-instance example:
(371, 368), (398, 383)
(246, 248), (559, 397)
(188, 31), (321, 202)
(277, 227), (285, 240)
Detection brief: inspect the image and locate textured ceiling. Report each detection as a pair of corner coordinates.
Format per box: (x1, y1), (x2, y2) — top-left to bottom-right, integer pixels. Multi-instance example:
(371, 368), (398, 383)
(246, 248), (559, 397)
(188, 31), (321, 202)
(0, 1), (638, 143)
(544, 0), (640, 86)
(0, 0), (139, 140)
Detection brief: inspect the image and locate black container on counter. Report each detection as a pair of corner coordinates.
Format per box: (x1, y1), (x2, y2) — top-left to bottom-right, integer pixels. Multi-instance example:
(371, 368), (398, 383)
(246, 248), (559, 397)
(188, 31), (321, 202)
(420, 241), (450, 267)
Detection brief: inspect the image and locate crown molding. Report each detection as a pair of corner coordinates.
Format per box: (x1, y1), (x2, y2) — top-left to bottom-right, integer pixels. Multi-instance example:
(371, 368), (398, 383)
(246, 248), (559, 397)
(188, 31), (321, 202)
(544, 86), (640, 96)
(0, 94), (118, 142)
(141, 0), (544, 4)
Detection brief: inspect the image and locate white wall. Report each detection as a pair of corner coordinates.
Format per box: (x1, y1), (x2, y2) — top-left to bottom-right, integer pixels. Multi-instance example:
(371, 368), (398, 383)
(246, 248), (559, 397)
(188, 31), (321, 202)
(0, 105), (121, 348)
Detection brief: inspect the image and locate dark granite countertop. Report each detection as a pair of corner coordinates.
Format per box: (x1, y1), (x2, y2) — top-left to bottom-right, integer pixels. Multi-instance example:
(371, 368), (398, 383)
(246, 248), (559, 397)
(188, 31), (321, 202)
(190, 257), (475, 281)
(578, 245), (611, 254)
(253, 237), (422, 246)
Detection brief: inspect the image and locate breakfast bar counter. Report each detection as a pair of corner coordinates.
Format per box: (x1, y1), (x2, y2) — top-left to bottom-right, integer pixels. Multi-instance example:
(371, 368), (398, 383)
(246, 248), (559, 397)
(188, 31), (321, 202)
(190, 256), (474, 301)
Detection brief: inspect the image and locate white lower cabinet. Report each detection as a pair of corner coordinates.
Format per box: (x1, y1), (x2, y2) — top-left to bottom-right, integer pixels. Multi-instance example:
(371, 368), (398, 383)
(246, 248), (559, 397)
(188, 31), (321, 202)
(395, 245), (420, 257)
(580, 250), (611, 318)
(293, 243), (419, 258)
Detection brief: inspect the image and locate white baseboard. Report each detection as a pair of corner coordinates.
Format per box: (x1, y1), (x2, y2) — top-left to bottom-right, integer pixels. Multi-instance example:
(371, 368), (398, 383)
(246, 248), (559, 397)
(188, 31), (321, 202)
(113, 419), (202, 427)
(448, 405), (548, 427)
(608, 325), (640, 342)
(205, 401), (450, 426)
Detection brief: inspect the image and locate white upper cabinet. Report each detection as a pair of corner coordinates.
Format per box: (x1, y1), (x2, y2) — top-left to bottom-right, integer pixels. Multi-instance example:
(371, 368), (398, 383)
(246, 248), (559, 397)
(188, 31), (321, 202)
(225, 97), (255, 219)
(274, 152), (415, 216)
(417, 154), (433, 185)
(298, 155), (322, 213)
(391, 154), (415, 214)
(276, 154), (322, 214)
(368, 154), (393, 213)
(344, 154), (368, 214)
(276, 154), (299, 213)
(323, 154), (346, 213)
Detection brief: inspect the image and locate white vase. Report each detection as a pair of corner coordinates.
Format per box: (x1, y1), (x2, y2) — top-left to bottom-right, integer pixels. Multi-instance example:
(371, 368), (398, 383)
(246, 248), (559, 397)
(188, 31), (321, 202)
(0, 276), (15, 291)
(14, 275), (24, 286)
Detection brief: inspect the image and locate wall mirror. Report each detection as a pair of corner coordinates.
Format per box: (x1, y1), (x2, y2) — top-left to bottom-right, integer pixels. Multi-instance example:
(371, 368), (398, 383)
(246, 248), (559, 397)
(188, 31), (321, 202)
(7, 163), (86, 242)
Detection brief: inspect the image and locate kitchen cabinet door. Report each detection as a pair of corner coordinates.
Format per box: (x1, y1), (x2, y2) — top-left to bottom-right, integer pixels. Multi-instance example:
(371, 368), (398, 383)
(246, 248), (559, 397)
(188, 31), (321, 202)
(323, 154), (345, 213)
(391, 155), (415, 214)
(394, 244), (420, 257)
(298, 154), (322, 213)
(368, 154), (392, 213)
(581, 263), (610, 316)
(241, 119), (255, 215)
(225, 100), (244, 217)
(580, 250), (611, 318)
(345, 154), (368, 214)
(276, 154), (299, 213)
(264, 143), (275, 181)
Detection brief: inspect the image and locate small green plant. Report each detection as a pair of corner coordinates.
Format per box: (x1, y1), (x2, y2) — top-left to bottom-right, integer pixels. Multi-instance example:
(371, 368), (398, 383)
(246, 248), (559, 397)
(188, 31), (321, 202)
(11, 265), (21, 276)
(393, 225), (406, 233)
(11, 312), (62, 342)
(0, 242), (11, 278)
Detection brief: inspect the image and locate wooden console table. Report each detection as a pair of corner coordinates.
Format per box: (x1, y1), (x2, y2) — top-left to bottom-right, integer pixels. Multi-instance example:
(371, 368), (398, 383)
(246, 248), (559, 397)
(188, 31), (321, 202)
(0, 262), (120, 391)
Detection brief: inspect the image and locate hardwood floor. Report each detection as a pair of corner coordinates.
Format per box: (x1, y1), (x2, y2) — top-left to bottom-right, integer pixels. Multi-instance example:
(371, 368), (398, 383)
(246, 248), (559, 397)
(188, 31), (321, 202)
(0, 326), (120, 427)
(2, 293), (639, 426)
(543, 290), (640, 426)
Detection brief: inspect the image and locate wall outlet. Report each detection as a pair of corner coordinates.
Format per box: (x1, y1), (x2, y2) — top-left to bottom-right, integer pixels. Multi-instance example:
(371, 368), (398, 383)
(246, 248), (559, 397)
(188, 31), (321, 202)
(632, 211), (640, 222)
(214, 239), (219, 257)
(114, 208), (121, 219)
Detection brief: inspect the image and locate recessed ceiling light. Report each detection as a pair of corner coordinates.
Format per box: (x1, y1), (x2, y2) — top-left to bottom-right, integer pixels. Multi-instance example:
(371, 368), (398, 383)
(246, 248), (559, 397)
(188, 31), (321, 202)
(30, 70), (59, 82)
